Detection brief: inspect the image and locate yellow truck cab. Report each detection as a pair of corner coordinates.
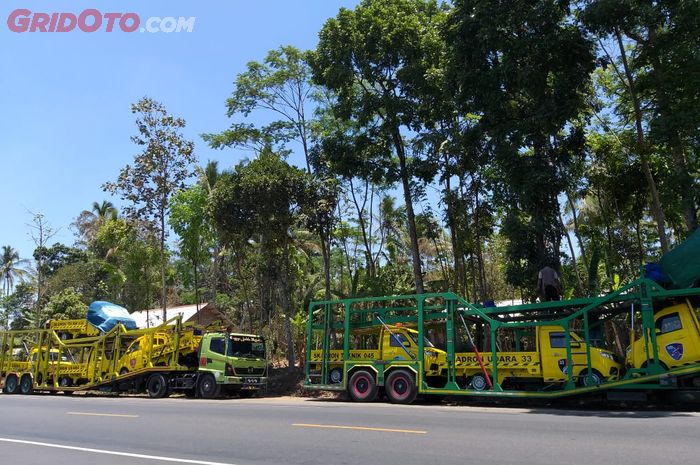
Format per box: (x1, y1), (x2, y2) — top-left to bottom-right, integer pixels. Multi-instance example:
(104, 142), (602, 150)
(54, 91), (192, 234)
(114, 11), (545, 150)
(456, 326), (621, 390)
(626, 300), (700, 371)
(310, 324), (447, 384)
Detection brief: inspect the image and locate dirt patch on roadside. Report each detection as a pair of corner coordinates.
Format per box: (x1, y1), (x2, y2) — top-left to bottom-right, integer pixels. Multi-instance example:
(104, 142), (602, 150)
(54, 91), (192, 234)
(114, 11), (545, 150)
(266, 366), (341, 400)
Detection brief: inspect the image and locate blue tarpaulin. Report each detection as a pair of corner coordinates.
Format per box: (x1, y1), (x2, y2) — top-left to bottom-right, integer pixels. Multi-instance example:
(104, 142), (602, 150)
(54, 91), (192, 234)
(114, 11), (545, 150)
(87, 301), (137, 333)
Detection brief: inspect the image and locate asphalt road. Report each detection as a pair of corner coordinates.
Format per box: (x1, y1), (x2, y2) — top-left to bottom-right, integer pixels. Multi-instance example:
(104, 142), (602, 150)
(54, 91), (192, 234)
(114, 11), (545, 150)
(0, 394), (698, 465)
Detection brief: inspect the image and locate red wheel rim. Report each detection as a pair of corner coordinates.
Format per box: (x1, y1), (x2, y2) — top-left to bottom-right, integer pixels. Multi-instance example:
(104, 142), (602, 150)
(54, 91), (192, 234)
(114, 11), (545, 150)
(391, 374), (411, 400)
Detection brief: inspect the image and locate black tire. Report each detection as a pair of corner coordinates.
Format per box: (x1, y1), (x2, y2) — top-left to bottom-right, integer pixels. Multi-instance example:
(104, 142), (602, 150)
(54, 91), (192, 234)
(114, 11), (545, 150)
(347, 370), (378, 402)
(59, 377), (74, 395)
(147, 374), (170, 398)
(198, 373), (220, 399)
(385, 369), (417, 404)
(579, 369), (604, 387)
(20, 375), (34, 395)
(119, 367), (129, 376)
(329, 368), (343, 384)
(471, 374), (488, 391)
(5, 374), (20, 394)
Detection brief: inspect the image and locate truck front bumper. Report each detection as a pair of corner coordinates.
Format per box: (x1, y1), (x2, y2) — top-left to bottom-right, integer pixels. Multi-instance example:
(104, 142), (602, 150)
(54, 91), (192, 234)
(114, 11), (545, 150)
(223, 376), (268, 390)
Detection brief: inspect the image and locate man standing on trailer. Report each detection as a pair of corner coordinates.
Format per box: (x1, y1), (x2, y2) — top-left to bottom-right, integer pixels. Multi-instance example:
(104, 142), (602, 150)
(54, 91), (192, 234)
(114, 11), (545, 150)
(538, 265), (561, 301)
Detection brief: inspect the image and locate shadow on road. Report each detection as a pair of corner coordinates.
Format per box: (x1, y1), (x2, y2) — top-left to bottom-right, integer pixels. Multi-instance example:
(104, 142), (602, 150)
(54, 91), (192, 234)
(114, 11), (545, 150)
(302, 394), (698, 417)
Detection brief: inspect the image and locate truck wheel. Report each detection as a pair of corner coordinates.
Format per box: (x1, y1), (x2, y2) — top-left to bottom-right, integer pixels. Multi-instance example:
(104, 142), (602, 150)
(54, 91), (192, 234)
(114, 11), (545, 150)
(4, 374), (20, 394)
(119, 368), (129, 376)
(20, 375), (34, 395)
(348, 370), (378, 402)
(385, 369), (417, 404)
(198, 374), (220, 399)
(471, 374), (488, 391)
(579, 369), (603, 387)
(147, 374), (170, 398)
(329, 368), (343, 384)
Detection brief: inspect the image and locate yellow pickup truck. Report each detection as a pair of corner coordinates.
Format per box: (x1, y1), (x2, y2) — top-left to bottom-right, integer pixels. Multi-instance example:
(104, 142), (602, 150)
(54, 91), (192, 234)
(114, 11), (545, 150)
(456, 326), (622, 390)
(117, 328), (202, 374)
(626, 300), (700, 372)
(1, 347), (78, 394)
(309, 324), (447, 385)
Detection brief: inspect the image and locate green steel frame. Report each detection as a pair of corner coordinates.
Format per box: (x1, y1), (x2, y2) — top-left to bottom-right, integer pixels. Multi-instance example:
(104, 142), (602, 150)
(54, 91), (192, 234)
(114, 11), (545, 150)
(304, 277), (700, 398)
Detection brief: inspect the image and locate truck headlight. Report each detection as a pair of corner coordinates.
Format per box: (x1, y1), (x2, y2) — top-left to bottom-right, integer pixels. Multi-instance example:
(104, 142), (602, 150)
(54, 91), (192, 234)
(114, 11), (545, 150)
(425, 349), (438, 358)
(600, 352), (615, 361)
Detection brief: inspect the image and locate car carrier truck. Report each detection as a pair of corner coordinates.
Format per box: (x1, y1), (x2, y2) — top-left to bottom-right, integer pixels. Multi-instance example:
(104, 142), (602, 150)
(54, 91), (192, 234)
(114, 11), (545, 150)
(305, 230), (700, 404)
(0, 302), (268, 398)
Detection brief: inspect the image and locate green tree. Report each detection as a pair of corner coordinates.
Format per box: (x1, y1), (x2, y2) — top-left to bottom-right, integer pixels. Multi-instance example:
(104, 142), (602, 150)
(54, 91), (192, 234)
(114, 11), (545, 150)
(33, 243), (87, 281)
(209, 148), (313, 370)
(92, 200), (117, 220)
(44, 287), (89, 321)
(311, 0), (447, 294)
(93, 217), (162, 314)
(3, 282), (35, 330)
(73, 201), (117, 247)
(583, 0), (699, 241)
(44, 260), (113, 305)
(169, 182), (213, 315)
(104, 97), (196, 320)
(204, 46), (318, 172)
(73, 200), (118, 246)
(0, 245), (29, 297)
(205, 46), (340, 300)
(27, 212), (57, 321)
(448, 0), (595, 296)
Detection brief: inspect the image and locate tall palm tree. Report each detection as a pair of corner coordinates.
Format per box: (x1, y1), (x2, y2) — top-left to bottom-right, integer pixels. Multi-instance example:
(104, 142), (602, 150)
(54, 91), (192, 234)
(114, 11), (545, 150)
(199, 160), (220, 195)
(92, 200), (117, 221)
(0, 245), (29, 296)
(75, 200), (119, 248)
(198, 161), (223, 299)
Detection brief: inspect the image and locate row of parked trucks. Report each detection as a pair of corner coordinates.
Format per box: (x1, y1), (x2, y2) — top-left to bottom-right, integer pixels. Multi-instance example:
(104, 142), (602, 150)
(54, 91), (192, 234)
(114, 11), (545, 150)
(0, 302), (268, 398)
(2, 231), (699, 404)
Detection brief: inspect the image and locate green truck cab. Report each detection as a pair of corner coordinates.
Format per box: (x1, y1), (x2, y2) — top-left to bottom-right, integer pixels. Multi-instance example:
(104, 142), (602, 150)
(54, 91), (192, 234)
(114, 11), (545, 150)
(196, 333), (268, 398)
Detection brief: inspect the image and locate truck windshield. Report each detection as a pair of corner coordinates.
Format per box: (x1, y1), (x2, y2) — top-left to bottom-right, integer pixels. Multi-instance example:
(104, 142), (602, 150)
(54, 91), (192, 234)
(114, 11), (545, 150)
(407, 332), (435, 348)
(228, 336), (265, 359)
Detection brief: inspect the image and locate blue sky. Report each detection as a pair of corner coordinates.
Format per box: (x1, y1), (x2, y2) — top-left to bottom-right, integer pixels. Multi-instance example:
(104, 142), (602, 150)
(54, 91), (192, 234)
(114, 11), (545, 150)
(0, 0), (360, 262)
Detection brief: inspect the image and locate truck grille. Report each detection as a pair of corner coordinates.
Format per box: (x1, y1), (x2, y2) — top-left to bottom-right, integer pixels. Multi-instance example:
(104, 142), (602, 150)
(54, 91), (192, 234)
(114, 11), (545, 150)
(233, 367), (265, 376)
